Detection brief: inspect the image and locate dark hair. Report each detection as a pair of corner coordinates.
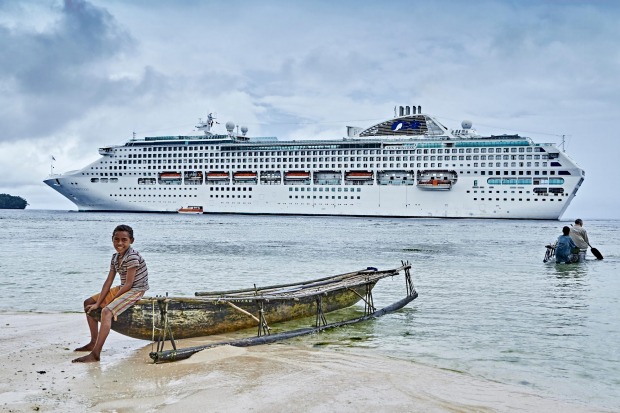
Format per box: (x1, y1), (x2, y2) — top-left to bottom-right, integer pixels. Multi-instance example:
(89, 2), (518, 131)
(575, 219), (583, 225)
(113, 224), (134, 239)
(562, 226), (570, 235)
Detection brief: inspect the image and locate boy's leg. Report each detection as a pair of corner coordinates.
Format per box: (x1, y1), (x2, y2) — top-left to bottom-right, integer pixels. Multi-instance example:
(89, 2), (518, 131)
(72, 289), (144, 363)
(74, 297), (99, 351)
(74, 286), (120, 353)
(72, 307), (113, 363)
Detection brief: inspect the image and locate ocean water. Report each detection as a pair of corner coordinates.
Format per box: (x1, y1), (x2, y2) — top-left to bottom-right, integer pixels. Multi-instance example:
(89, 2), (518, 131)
(0, 210), (618, 409)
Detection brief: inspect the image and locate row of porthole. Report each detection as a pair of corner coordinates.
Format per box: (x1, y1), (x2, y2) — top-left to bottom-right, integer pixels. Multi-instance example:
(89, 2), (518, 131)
(109, 194), (198, 197)
(210, 195), (252, 199)
(290, 196), (361, 200)
(472, 198), (562, 202)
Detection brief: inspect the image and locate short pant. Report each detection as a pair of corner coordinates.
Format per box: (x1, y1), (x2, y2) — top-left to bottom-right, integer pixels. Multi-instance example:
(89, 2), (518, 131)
(91, 285), (145, 319)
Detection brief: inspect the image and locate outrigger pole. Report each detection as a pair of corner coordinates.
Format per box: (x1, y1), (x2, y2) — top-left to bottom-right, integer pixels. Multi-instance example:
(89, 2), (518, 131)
(150, 263), (417, 364)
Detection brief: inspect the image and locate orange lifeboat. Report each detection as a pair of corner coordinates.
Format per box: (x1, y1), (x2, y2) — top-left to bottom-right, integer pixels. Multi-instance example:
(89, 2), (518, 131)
(345, 171), (373, 180)
(233, 171), (258, 180)
(160, 172), (181, 179)
(285, 171), (310, 179)
(206, 172), (230, 180)
(178, 206), (203, 214)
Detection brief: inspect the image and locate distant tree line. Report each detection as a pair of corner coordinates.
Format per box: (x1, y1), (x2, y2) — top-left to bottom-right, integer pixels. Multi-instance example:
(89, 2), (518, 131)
(0, 194), (28, 209)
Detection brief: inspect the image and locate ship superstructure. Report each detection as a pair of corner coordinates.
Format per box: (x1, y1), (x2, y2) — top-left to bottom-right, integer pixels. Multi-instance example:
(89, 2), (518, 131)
(44, 106), (584, 219)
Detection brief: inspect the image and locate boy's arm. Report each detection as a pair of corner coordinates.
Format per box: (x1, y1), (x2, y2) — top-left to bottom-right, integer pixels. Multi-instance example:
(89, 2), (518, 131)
(86, 269), (116, 313)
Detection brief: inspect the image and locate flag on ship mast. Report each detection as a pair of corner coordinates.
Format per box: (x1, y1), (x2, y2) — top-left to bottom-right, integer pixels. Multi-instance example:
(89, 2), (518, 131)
(51, 155), (56, 161)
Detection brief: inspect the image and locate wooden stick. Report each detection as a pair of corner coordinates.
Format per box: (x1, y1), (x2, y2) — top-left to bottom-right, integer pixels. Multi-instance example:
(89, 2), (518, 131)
(225, 301), (260, 323)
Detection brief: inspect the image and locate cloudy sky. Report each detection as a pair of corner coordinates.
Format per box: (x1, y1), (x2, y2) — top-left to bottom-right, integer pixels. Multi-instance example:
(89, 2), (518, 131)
(1, 0), (619, 219)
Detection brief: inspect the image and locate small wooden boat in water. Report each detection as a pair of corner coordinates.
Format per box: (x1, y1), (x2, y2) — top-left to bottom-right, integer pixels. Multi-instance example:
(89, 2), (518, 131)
(90, 264), (415, 342)
(544, 242), (604, 263)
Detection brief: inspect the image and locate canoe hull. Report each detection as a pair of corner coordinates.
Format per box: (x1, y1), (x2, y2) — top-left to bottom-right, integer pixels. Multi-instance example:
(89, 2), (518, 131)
(94, 282), (375, 340)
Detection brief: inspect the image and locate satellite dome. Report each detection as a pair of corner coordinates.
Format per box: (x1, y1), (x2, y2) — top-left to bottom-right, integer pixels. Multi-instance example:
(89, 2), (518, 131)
(240, 126), (248, 136)
(461, 120), (472, 129)
(225, 121), (235, 133)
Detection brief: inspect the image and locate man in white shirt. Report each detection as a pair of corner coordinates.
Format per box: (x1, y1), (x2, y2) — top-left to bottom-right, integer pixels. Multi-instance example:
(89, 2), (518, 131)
(569, 219), (590, 262)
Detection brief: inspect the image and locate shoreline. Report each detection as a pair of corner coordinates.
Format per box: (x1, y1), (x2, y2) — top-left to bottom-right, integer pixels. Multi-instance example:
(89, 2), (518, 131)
(0, 312), (611, 412)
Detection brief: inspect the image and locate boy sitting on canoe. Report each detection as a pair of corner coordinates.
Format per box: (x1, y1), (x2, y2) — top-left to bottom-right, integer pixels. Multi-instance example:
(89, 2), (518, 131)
(72, 225), (149, 363)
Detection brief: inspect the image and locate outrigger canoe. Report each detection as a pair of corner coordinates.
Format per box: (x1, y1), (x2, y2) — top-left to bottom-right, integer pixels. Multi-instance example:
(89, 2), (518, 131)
(89, 264), (415, 341)
(543, 243), (604, 263)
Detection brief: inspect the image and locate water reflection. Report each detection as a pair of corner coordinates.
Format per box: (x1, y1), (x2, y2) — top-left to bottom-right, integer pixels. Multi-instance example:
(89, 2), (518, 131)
(540, 261), (590, 340)
(544, 260), (590, 285)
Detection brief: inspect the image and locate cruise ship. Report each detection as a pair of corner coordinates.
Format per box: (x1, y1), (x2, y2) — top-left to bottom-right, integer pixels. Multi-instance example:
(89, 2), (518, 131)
(44, 106), (584, 219)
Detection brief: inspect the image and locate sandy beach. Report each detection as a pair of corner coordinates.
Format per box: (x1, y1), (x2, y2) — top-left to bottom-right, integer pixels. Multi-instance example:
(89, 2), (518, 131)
(0, 313), (610, 413)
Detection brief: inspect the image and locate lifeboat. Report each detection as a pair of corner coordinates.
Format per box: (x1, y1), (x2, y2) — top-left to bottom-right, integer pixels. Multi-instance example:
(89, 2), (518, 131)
(416, 170), (457, 190)
(178, 206), (203, 214)
(160, 172), (181, 179)
(206, 172), (230, 180)
(416, 179), (452, 190)
(284, 171), (310, 180)
(233, 171), (258, 180)
(345, 171), (373, 180)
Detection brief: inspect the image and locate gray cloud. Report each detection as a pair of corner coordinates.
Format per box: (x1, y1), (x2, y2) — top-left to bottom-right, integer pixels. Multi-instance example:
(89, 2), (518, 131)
(0, 0), (146, 142)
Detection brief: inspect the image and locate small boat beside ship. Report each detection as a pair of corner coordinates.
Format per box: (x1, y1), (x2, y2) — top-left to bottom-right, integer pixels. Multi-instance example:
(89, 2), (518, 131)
(177, 205), (203, 214)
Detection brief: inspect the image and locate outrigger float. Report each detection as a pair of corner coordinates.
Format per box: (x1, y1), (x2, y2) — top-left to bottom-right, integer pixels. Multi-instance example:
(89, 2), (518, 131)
(90, 262), (417, 363)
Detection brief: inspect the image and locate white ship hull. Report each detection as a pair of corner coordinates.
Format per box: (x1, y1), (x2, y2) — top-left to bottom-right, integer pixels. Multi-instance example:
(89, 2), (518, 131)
(44, 106), (584, 220)
(44, 173), (581, 219)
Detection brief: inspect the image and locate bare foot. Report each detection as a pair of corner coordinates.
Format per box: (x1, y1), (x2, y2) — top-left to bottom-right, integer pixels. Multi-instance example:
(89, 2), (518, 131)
(74, 343), (95, 352)
(72, 353), (100, 363)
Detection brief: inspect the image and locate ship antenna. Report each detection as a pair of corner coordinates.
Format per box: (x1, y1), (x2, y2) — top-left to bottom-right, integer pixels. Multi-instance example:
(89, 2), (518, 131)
(560, 134), (565, 151)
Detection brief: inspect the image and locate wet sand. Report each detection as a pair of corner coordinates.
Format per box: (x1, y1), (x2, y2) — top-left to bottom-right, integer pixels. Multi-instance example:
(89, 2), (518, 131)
(0, 313), (609, 412)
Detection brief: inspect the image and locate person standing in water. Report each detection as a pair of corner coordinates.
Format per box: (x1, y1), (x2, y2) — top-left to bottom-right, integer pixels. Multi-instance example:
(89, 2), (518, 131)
(569, 218), (590, 263)
(556, 226), (578, 264)
(72, 225), (149, 363)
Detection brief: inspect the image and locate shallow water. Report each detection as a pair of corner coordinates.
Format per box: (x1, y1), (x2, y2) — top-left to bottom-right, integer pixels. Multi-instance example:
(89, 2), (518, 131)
(1, 210), (618, 409)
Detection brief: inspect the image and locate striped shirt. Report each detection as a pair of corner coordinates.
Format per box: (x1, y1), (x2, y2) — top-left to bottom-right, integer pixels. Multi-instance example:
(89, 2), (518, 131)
(110, 247), (149, 291)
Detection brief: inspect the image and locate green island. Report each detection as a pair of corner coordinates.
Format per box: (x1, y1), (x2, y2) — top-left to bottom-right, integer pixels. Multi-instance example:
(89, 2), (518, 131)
(0, 194), (28, 209)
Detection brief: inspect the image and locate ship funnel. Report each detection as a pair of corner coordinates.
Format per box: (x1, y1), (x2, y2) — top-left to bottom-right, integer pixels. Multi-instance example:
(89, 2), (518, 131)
(395, 105), (421, 117)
